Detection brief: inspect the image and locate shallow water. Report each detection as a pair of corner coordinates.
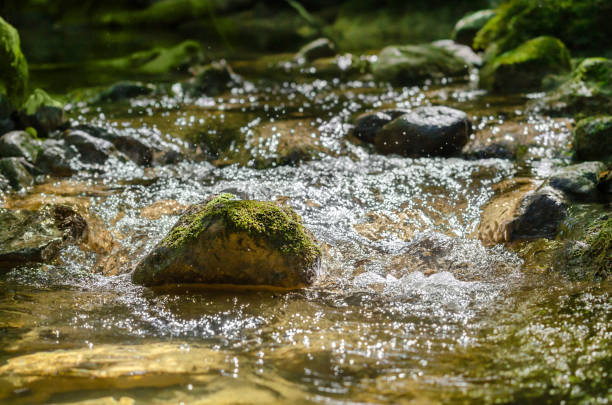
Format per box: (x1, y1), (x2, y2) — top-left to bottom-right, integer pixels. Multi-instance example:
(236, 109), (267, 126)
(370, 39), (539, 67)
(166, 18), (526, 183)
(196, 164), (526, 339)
(1, 51), (611, 404)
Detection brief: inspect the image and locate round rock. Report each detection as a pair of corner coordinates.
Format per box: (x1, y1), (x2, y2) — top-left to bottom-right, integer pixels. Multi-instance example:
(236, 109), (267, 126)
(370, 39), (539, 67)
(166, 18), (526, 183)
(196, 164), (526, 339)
(132, 194), (321, 288)
(374, 106), (471, 157)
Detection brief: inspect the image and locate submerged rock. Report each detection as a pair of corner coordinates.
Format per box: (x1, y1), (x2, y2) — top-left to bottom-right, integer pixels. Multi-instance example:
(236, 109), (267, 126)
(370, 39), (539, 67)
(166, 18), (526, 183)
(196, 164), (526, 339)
(351, 109), (407, 144)
(371, 43), (468, 85)
(536, 58), (612, 115)
(64, 130), (116, 165)
(17, 89), (66, 136)
(0, 157), (33, 189)
(0, 130), (41, 163)
(573, 116), (612, 162)
(452, 9), (496, 48)
(0, 204), (87, 272)
(479, 36), (571, 92)
(0, 17), (28, 107)
(479, 182), (568, 244)
(548, 161), (608, 201)
(295, 38), (336, 62)
(374, 106), (471, 157)
(132, 194), (321, 288)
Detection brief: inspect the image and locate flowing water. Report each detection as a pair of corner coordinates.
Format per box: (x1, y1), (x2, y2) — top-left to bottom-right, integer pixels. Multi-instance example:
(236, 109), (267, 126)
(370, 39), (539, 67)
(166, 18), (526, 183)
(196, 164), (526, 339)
(1, 44), (611, 404)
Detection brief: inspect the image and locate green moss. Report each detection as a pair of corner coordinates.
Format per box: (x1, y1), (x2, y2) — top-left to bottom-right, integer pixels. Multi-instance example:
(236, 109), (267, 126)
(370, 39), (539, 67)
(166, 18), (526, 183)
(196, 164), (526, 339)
(474, 0), (612, 59)
(480, 36), (571, 92)
(99, 0), (215, 27)
(22, 88), (63, 115)
(0, 16), (28, 107)
(585, 217), (612, 278)
(163, 194), (320, 266)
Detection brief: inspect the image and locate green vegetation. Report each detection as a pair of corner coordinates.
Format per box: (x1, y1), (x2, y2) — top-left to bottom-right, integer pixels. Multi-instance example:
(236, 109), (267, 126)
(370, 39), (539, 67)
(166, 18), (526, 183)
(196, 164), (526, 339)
(163, 194), (321, 265)
(22, 88), (62, 115)
(474, 0), (612, 59)
(479, 36), (571, 92)
(0, 16), (28, 106)
(585, 217), (612, 278)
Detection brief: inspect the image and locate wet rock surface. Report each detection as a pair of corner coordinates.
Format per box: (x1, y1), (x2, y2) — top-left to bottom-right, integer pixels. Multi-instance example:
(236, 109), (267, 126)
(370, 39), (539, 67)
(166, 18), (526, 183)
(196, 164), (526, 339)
(0, 157), (33, 189)
(64, 130), (116, 165)
(295, 38), (336, 62)
(573, 116), (612, 162)
(548, 161), (608, 201)
(17, 89), (66, 136)
(0, 204), (87, 272)
(133, 194), (321, 288)
(374, 106), (471, 157)
(0, 130), (41, 163)
(351, 109), (407, 144)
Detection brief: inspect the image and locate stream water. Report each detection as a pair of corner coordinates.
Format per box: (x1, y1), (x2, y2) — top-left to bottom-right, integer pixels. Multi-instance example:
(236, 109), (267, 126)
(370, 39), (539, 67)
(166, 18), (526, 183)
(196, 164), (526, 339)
(1, 38), (611, 404)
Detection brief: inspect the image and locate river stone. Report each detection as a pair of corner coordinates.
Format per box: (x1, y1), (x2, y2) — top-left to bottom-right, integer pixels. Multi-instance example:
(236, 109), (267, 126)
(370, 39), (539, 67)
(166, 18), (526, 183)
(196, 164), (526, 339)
(0, 130), (41, 162)
(371, 44), (468, 85)
(479, 183), (568, 244)
(0, 173), (8, 191)
(64, 130), (115, 164)
(0, 204), (88, 272)
(35, 139), (78, 176)
(351, 109), (408, 143)
(548, 161), (608, 201)
(374, 106), (471, 157)
(452, 9), (496, 47)
(431, 40), (482, 66)
(92, 81), (155, 103)
(295, 38), (336, 62)
(132, 193), (321, 288)
(0, 157), (33, 189)
(573, 116), (612, 162)
(73, 125), (153, 166)
(479, 36), (572, 92)
(182, 61), (242, 97)
(18, 89), (66, 136)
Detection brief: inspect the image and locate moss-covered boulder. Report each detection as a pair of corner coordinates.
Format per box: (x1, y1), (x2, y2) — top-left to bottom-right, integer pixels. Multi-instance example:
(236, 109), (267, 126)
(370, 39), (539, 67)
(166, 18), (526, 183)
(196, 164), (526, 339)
(371, 43), (468, 85)
(132, 194), (321, 288)
(95, 40), (204, 75)
(479, 36), (571, 92)
(0, 157), (33, 190)
(0, 17), (28, 107)
(573, 116), (612, 162)
(452, 9), (496, 47)
(0, 204), (87, 273)
(17, 89), (65, 136)
(540, 58), (612, 116)
(474, 0), (612, 60)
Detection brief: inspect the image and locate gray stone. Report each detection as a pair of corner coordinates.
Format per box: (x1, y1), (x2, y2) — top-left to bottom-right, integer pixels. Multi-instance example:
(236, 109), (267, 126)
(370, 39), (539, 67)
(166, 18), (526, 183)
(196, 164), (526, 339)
(0, 157), (33, 189)
(72, 125), (153, 166)
(64, 130), (115, 164)
(92, 81), (155, 103)
(374, 106), (471, 157)
(549, 161), (607, 201)
(35, 139), (78, 176)
(507, 186), (568, 240)
(0, 130), (41, 162)
(352, 109), (408, 144)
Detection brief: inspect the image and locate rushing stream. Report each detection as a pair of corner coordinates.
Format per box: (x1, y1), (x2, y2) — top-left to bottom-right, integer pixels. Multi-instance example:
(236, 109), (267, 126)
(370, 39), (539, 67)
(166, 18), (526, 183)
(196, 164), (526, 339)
(1, 36), (611, 404)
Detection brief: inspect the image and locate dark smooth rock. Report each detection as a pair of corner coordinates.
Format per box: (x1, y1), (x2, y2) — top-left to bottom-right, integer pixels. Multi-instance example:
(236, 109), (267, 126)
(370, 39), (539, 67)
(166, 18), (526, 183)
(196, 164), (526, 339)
(64, 130), (115, 164)
(507, 186), (568, 240)
(463, 143), (515, 160)
(548, 161), (608, 201)
(573, 116), (612, 162)
(0, 130), (41, 163)
(92, 81), (155, 103)
(72, 125), (153, 166)
(182, 62), (241, 97)
(352, 109), (408, 144)
(35, 140), (78, 176)
(374, 106), (471, 157)
(0, 157), (33, 189)
(0, 204), (88, 272)
(295, 38), (336, 62)
(132, 194), (321, 288)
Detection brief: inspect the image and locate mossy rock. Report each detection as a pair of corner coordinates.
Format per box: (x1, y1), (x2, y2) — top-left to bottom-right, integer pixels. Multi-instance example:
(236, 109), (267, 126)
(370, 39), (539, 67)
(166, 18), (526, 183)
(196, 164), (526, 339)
(473, 0), (612, 60)
(371, 43), (468, 85)
(573, 116), (612, 162)
(538, 58), (612, 116)
(95, 40), (203, 75)
(0, 17), (28, 107)
(452, 9), (496, 47)
(0, 130), (41, 163)
(479, 36), (571, 92)
(0, 157), (33, 190)
(132, 194), (321, 288)
(18, 88), (65, 136)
